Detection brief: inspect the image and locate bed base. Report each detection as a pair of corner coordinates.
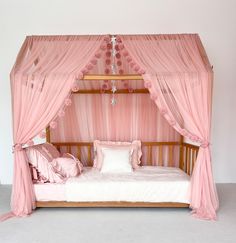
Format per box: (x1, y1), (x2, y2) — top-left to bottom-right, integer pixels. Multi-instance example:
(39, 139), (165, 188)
(36, 201), (189, 208)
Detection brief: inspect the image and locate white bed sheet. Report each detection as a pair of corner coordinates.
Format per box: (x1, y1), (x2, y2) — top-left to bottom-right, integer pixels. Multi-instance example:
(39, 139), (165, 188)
(34, 166), (190, 203)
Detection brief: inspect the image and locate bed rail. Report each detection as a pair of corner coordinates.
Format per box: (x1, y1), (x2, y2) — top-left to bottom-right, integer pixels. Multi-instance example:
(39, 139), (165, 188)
(52, 141), (180, 166)
(180, 143), (199, 175)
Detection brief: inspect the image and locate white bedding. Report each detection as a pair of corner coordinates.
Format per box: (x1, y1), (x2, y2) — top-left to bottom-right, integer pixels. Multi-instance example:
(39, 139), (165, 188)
(34, 166), (190, 203)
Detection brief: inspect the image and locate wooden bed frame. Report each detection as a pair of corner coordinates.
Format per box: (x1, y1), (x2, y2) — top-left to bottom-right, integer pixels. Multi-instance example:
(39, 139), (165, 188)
(36, 74), (199, 209)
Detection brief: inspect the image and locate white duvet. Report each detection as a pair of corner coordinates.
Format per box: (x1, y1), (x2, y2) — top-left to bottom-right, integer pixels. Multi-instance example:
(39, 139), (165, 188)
(65, 166), (190, 203)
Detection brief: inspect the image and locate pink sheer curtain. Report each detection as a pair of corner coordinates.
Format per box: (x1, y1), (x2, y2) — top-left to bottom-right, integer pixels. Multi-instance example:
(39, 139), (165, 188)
(119, 34), (218, 220)
(1, 35), (106, 220)
(50, 93), (180, 166)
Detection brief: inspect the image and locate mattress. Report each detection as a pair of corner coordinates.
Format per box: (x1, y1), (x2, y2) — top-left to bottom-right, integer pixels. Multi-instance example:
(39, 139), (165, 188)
(34, 166), (190, 203)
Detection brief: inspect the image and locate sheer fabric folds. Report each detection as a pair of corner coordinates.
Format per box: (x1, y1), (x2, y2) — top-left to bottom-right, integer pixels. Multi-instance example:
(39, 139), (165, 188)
(4, 35), (105, 219)
(119, 34), (218, 220)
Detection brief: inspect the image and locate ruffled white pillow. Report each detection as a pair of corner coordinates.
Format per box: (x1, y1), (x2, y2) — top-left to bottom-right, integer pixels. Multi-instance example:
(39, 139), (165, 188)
(100, 148), (133, 173)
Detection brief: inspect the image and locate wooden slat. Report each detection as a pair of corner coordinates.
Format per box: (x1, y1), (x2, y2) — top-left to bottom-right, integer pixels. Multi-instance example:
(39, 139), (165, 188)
(147, 146), (152, 165)
(184, 147), (188, 173)
(74, 89), (149, 94)
(82, 74), (143, 80)
(66, 146), (71, 154)
(187, 148), (191, 175)
(158, 145), (163, 166)
(142, 141), (180, 146)
(77, 146), (81, 161)
(53, 142), (93, 146)
(36, 201), (189, 208)
(56, 145), (60, 153)
(168, 145), (173, 167)
(87, 145), (92, 166)
(46, 127), (50, 143)
(179, 136), (184, 170)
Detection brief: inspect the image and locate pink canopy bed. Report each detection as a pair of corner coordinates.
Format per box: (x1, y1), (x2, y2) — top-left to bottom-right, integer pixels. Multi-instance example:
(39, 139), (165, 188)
(1, 34), (218, 221)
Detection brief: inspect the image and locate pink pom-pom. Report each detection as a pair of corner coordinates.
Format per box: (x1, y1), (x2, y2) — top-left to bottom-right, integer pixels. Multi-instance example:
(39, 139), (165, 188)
(102, 84), (108, 90)
(95, 52), (102, 58)
(119, 69), (124, 74)
(65, 98), (72, 106)
(117, 60), (122, 66)
(81, 68), (88, 74)
(115, 53), (121, 59)
(72, 84), (79, 92)
(115, 44), (119, 51)
(105, 68), (110, 74)
(116, 36), (121, 42)
(123, 51), (129, 57)
(77, 72), (83, 79)
(58, 110), (65, 117)
(118, 43), (124, 50)
(50, 121), (57, 129)
(100, 44), (106, 50)
(150, 94), (157, 101)
(91, 59), (97, 65)
(106, 51), (111, 57)
(39, 131), (46, 139)
(107, 43), (112, 50)
(144, 82), (152, 88)
(134, 65), (140, 72)
(104, 36), (110, 42)
(138, 69), (146, 75)
(27, 140), (34, 146)
(86, 63), (93, 70)
(105, 59), (111, 65)
(126, 56), (132, 63)
(130, 62), (135, 68)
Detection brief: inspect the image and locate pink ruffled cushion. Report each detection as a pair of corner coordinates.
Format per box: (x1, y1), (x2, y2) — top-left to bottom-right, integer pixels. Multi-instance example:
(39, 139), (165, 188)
(93, 140), (142, 170)
(51, 157), (81, 178)
(26, 145), (82, 183)
(42, 142), (60, 159)
(26, 146), (64, 183)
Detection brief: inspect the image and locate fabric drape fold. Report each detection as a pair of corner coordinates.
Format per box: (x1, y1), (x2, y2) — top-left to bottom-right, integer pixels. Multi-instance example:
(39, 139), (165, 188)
(119, 34), (218, 220)
(1, 35), (106, 220)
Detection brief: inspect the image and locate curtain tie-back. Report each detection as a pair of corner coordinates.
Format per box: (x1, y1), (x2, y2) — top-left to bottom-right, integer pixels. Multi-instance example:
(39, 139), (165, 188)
(12, 144), (23, 153)
(200, 141), (210, 148)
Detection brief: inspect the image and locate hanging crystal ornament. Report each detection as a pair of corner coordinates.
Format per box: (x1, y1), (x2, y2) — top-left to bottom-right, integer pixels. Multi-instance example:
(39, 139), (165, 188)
(110, 35), (117, 106)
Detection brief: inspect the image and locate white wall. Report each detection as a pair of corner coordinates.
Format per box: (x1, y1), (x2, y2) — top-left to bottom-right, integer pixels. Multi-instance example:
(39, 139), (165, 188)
(0, 0), (235, 184)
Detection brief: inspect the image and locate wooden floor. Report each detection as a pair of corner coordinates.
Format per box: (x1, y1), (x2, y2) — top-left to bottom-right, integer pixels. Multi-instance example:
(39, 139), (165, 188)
(36, 201), (190, 208)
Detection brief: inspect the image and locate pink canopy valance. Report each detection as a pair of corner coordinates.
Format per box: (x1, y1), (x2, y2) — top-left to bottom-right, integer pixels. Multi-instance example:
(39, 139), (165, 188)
(1, 34), (218, 221)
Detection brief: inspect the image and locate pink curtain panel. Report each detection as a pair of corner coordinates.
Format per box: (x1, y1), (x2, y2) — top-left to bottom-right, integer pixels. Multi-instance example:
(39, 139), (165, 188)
(0, 34), (218, 221)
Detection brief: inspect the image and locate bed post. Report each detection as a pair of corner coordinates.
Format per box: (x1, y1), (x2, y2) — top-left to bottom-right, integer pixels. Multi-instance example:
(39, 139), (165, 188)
(46, 126), (51, 143)
(179, 135), (184, 170)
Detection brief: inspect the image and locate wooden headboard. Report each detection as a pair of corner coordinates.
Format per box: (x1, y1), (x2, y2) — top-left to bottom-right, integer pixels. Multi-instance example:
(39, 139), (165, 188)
(49, 140), (199, 176)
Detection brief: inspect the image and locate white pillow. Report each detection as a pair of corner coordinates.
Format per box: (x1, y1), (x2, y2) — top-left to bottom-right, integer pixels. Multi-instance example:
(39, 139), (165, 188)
(100, 148), (133, 173)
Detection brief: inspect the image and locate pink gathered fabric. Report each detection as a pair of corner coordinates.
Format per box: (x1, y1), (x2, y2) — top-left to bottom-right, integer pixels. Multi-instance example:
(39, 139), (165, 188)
(50, 94), (180, 166)
(119, 34), (218, 220)
(0, 35), (105, 221)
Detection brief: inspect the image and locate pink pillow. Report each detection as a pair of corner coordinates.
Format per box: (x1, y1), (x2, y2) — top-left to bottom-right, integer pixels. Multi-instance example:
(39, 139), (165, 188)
(42, 143), (60, 159)
(26, 146), (64, 183)
(93, 140), (142, 170)
(51, 157), (82, 178)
